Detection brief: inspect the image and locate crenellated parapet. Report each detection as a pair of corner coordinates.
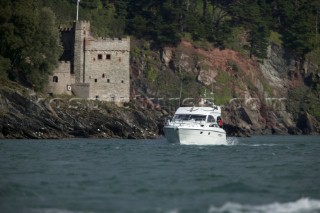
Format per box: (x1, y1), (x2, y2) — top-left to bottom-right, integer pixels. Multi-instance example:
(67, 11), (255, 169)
(75, 20), (90, 31)
(59, 27), (73, 32)
(54, 61), (71, 73)
(86, 36), (130, 51)
(96, 37), (130, 42)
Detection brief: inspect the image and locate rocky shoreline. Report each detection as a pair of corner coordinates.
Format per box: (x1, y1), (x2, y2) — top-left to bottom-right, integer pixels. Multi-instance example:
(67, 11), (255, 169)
(0, 86), (166, 139)
(0, 85), (319, 139)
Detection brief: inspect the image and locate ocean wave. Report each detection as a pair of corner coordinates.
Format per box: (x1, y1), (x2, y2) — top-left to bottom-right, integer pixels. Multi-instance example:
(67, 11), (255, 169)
(208, 198), (320, 213)
(226, 137), (239, 145)
(30, 208), (95, 213)
(240, 144), (280, 147)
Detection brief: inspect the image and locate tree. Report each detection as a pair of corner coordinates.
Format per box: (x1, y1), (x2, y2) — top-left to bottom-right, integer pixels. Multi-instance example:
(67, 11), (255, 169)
(0, 0), (62, 90)
(229, 0), (270, 58)
(271, 0), (317, 56)
(26, 7), (62, 90)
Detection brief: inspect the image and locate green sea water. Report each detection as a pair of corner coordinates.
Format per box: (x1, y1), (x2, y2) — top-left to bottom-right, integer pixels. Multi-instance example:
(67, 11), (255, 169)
(0, 136), (320, 213)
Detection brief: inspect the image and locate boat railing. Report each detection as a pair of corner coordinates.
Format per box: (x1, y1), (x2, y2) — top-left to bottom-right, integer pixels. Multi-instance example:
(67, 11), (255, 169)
(167, 119), (220, 128)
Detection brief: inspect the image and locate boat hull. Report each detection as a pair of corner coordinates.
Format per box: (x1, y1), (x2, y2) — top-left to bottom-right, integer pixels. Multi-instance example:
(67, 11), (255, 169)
(163, 126), (227, 145)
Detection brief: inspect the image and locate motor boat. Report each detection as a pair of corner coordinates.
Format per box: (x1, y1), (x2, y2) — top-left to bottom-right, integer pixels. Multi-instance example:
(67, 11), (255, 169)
(163, 105), (227, 145)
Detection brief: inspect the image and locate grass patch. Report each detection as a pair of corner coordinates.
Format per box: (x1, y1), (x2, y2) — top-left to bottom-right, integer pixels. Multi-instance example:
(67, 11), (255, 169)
(306, 47), (320, 68)
(213, 86), (233, 105)
(224, 27), (249, 56)
(259, 76), (273, 96)
(211, 71), (234, 105)
(269, 31), (283, 46)
(216, 71), (232, 84)
(192, 39), (214, 51)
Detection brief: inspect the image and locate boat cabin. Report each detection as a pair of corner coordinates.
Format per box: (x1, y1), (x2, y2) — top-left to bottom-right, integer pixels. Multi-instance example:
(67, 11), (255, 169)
(172, 107), (222, 127)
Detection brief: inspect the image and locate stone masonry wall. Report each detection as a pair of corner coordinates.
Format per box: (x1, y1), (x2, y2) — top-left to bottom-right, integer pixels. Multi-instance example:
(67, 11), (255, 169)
(74, 21), (90, 83)
(84, 37), (130, 102)
(47, 62), (75, 95)
(72, 83), (90, 99)
(47, 21), (130, 102)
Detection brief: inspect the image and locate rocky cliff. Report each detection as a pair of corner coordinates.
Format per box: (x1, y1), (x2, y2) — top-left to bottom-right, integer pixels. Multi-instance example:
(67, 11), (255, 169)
(1, 40), (319, 139)
(131, 39), (320, 136)
(0, 81), (166, 139)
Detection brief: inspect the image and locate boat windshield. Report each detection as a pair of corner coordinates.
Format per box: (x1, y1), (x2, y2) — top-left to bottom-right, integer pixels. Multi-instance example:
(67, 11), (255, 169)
(173, 114), (206, 122)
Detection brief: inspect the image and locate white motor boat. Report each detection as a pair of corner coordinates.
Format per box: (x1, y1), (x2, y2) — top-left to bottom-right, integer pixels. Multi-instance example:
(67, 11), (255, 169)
(163, 105), (227, 145)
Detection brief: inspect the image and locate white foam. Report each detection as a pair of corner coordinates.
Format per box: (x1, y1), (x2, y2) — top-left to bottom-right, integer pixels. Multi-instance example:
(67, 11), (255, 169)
(226, 137), (239, 145)
(165, 208), (180, 213)
(237, 144), (280, 147)
(208, 198), (320, 213)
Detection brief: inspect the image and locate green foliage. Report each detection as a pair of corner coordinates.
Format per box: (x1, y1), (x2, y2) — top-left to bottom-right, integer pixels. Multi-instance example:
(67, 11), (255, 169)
(0, 0), (62, 90)
(192, 40), (214, 51)
(269, 31), (283, 46)
(1, 0), (319, 93)
(287, 84), (320, 120)
(0, 56), (10, 78)
(224, 27), (248, 54)
(247, 81), (258, 93)
(36, 0), (320, 59)
(213, 86), (233, 106)
(273, 0), (317, 56)
(213, 70), (234, 105)
(146, 67), (158, 82)
(230, 0), (271, 58)
(216, 71), (231, 84)
(80, 0), (102, 9)
(259, 76), (273, 96)
(306, 47), (320, 68)
(248, 24), (269, 58)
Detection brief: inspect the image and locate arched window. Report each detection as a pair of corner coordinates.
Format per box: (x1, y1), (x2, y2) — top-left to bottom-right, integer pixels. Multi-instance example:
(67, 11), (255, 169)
(53, 76), (58, 83)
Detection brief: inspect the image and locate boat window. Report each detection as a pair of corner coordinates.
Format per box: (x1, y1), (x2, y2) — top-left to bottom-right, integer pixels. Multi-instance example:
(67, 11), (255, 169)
(173, 114), (190, 121)
(189, 115), (206, 121)
(207, 115), (215, 123)
(173, 114), (206, 122)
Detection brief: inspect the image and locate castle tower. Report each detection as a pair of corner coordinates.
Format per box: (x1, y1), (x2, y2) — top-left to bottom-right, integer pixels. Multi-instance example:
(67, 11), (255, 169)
(47, 20), (130, 103)
(74, 21), (90, 83)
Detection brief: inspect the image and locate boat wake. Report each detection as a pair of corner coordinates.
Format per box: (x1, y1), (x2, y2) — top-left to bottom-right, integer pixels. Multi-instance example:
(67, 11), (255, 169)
(226, 137), (239, 145)
(208, 198), (320, 213)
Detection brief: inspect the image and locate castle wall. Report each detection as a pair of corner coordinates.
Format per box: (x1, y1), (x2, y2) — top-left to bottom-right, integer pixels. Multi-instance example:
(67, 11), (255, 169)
(86, 37), (130, 51)
(47, 21), (130, 103)
(84, 37), (130, 102)
(47, 62), (75, 95)
(72, 83), (90, 99)
(74, 21), (90, 83)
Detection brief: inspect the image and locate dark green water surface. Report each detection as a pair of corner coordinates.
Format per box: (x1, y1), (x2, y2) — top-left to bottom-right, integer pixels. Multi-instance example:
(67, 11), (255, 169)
(1, 136), (320, 213)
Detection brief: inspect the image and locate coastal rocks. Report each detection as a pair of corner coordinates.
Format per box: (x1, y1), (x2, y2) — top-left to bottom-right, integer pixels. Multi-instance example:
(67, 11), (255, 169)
(223, 105), (266, 137)
(197, 63), (218, 86)
(222, 102), (311, 136)
(297, 112), (320, 135)
(259, 43), (294, 93)
(223, 123), (252, 137)
(0, 87), (165, 139)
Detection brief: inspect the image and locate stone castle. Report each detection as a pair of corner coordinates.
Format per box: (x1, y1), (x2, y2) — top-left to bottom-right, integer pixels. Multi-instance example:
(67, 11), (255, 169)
(46, 21), (130, 102)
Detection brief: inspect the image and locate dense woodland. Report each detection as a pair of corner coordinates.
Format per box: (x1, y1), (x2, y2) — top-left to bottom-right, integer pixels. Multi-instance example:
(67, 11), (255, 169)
(0, 0), (319, 90)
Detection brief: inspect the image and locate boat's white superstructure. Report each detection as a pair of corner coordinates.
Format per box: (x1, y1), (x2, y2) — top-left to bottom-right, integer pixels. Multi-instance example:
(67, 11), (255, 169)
(163, 106), (227, 145)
